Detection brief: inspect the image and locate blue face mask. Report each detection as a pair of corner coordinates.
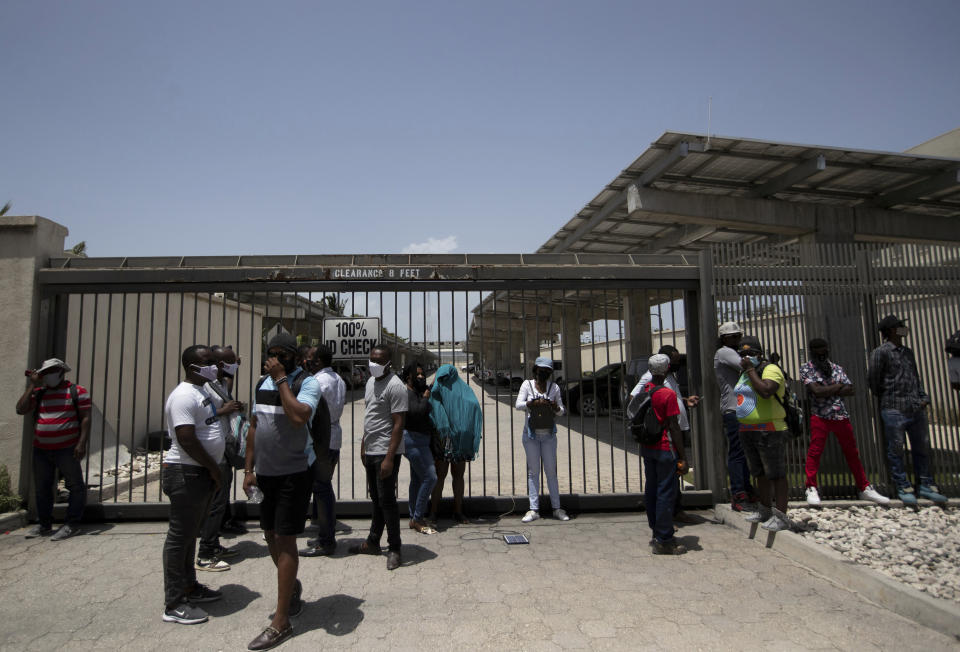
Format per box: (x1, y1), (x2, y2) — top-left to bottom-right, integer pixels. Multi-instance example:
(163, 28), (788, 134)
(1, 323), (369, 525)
(746, 356), (760, 368)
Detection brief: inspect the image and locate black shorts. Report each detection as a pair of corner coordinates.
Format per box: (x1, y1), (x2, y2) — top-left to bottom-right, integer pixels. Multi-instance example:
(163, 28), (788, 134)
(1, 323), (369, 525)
(257, 469), (312, 536)
(740, 429), (788, 481)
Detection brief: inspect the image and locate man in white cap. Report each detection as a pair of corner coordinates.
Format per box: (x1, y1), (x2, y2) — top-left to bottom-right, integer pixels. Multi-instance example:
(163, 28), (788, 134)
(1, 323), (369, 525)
(16, 358), (91, 541)
(713, 322), (756, 511)
(634, 353), (688, 555)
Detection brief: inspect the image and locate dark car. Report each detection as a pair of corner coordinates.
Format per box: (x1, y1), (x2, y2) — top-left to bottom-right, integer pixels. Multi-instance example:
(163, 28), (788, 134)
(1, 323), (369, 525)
(566, 363), (628, 417)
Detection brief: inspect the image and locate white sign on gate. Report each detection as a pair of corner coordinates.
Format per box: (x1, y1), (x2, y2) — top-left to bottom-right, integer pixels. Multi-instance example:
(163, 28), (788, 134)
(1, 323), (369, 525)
(323, 318), (380, 359)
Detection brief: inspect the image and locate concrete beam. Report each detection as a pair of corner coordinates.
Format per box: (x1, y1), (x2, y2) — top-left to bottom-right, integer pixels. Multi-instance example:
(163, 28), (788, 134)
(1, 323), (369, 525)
(625, 186), (960, 243)
(752, 154), (826, 198)
(873, 167), (960, 208)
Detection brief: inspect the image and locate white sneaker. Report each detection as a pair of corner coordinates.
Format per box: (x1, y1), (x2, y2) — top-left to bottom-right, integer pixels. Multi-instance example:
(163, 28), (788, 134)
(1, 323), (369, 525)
(553, 508), (570, 521)
(521, 510), (540, 523)
(805, 486), (821, 507)
(761, 511), (790, 532)
(859, 484), (891, 505)
(744, 506), (772, 523)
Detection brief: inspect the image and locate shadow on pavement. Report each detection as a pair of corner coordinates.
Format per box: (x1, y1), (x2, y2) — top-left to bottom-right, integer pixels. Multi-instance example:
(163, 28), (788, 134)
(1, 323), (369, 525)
(296, 593), (365, 638)
(79, 523), (115, 536)
(400, 543), (438, 567)
(229, 539), (271, 560)
(676, 534), (702, 551)
(204, 583), (262, 617)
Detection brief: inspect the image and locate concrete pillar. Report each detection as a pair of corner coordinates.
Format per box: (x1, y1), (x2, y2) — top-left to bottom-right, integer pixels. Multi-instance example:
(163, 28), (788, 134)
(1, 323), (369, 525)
(0, 216), (69, 496)
(560, 307), (582, 382)
(623, 292), (653, 361)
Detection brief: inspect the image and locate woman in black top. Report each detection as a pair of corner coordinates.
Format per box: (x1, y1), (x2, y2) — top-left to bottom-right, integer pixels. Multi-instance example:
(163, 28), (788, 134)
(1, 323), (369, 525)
(400, 361), (438, 534)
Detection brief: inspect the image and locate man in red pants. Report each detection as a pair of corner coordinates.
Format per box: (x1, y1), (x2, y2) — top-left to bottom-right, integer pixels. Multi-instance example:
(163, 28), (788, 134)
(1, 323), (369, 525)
(800, 338), (889, 506)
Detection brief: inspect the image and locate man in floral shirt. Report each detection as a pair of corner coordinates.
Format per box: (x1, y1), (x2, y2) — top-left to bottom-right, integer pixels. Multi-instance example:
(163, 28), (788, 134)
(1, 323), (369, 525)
(800, 338), (888, 506)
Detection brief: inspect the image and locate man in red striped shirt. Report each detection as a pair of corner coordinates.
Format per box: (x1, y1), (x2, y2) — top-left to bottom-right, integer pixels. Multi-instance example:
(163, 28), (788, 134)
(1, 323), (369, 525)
(16, 358), (91, 541)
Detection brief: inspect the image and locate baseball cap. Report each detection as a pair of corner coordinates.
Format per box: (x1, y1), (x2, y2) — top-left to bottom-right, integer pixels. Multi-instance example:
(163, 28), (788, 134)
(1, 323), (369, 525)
(738, 336), (764, 356)
(267, 332), (298, 355)
(718, 321), (742, 336)
(534, 356), (554, 370)
(877, 314), (907, 332)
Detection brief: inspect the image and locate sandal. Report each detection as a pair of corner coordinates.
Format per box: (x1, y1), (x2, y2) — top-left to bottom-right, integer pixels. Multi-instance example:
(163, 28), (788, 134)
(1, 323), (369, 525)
(410, 520), (437, 534)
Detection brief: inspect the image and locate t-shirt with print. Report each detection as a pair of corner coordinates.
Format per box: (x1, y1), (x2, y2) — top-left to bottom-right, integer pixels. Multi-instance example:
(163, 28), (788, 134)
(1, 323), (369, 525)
(253, 368), (320, 476)
(164, 381), (225, 466)
(363, 372), (408, 456)
(641, 382), (680, 452)
(32, 381), (92, 450)
(799, 360), (851, 421)
(735, 363), (786, 431)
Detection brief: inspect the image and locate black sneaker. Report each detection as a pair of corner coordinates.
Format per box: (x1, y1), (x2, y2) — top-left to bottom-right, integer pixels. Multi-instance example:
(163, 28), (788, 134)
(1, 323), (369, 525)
(652, 540), (687, 555)
(187, 583), (223, 603)
(24, 524), (53, 539)
(213, 544), (239, 559)
(162, 602), (209, 624)
(300, 543), (336, 557)
(220, 520), (248, 535)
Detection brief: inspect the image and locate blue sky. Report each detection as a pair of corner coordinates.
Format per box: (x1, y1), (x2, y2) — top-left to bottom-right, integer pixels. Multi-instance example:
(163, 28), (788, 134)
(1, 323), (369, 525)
(2, 1), (958, 257)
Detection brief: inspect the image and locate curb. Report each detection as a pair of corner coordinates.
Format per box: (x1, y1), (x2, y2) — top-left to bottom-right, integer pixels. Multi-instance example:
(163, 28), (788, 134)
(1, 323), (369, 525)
(0, 510), (27, 532)
(715, 503), (960, 641)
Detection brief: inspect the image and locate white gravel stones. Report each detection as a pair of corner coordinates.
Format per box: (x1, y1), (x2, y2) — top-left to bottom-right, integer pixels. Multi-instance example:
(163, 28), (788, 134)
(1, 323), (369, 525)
(791, 505), (960, 603)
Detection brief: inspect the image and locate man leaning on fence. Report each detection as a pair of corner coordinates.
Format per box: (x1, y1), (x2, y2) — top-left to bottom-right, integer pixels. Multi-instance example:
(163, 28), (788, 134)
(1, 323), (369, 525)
(800, 338), (888, 507)
(16, 358), (91, 541)
(868, 314), (947, 506)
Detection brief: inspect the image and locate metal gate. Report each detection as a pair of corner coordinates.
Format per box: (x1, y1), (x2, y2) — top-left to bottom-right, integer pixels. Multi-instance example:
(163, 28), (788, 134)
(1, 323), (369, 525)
(36, 253), (708, 515)
(706, 242), (960, 499)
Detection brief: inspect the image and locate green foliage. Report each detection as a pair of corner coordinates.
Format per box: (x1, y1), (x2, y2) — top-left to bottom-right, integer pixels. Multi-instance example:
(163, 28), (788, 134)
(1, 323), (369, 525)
(70, 241), (87, 257)
(0, 201), (11, 216)
(0, 464), (23, 513)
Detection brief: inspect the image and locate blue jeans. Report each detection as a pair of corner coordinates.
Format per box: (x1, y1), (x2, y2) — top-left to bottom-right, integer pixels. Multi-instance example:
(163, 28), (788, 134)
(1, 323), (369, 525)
(881, 409), (934, 489)
(403, 431), (437, 521)
(311, 449), (341, 547)
(722, 411), (753, 497)
(33, 447), (86, 527)
(522, 431), (560, 511)
(642, 447), (678, 544)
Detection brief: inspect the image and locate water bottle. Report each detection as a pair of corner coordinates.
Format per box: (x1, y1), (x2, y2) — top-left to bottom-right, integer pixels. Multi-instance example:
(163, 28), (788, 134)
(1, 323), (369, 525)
(245, 485), (264, 504)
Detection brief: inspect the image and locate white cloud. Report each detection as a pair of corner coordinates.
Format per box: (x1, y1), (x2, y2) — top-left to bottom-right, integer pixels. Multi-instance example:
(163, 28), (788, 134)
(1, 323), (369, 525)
(402, 235), (458, 254)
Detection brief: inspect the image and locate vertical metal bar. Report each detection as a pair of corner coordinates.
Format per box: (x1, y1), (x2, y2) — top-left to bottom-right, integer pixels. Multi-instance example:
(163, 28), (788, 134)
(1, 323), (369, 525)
(489, 291), (497, 498)
(576, 288), (586, 493)
(604, 289), (615, 493)
(589, 291), (600, 493)
(144, 293), (156, 502)
(128, 293), (141, 503)
(616, 288), (628, 493)
(98, 293), (113, 503)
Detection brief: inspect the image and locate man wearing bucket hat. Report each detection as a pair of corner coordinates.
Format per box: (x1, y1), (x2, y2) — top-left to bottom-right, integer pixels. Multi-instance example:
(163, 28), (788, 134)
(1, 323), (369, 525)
(16, 358), (91, 541)
(868, 314), (947, 505)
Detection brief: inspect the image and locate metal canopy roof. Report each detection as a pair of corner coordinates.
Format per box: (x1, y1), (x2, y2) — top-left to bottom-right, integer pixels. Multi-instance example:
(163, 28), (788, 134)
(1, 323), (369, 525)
(539, 131), (960, 255)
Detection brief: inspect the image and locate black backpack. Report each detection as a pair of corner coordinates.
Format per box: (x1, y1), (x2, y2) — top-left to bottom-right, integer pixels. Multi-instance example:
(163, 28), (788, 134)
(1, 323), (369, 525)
(629, 384), (669, 446)
(256, 371), (332, 467)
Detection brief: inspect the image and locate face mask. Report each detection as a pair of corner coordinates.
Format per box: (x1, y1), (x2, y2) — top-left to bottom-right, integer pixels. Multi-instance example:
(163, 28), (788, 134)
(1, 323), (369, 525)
(669, 362), (681, 373)
(191, 364), (220, 382)
(813, 353), (829, 363)
(222, 362), (239, 377)
(413, 378), (428, 393)
(43, 372), (64, 388)
(746, 356), (760, 368)
(536, 368), (552, 382)
(895, 326), (909, 337)
(368, 360), (387, 378)
(270, 353), (296, 374)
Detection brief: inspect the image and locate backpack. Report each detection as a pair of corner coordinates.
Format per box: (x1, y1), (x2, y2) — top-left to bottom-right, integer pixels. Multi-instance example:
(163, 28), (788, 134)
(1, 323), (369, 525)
(205, 380), (246, 469)
(255, 371), (332, 468)
(768, 364), (805, 439)
(628, 384), (670, 446)
(526, 380), (557, 431)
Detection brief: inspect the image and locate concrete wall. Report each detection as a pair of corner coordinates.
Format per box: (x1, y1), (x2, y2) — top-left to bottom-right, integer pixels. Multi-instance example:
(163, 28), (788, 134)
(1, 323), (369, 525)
(0, 216), (69, 493)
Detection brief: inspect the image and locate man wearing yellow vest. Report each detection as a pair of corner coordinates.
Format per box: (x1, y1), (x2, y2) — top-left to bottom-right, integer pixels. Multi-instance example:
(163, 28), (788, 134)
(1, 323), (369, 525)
(734, 336), (791, 532)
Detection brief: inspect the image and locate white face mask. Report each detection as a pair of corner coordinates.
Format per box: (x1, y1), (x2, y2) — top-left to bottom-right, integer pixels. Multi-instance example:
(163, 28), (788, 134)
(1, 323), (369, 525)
(368, 360), (387, 378)
(222, 362), (239, 377)
(895, 326), (909, 337)
(191, 364), (220, 382)
(43, 372), (64, 388)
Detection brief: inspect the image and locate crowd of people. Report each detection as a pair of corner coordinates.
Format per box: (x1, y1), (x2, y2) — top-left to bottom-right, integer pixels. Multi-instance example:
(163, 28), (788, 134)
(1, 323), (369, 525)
(15, 312), (958, 645)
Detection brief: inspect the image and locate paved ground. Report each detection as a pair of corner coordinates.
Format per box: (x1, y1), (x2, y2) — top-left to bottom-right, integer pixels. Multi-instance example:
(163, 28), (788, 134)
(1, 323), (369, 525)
(2, 511), (957, 651)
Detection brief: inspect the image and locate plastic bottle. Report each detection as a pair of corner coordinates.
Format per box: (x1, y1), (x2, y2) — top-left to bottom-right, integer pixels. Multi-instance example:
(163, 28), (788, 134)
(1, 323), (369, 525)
(245, 485), (264, 504)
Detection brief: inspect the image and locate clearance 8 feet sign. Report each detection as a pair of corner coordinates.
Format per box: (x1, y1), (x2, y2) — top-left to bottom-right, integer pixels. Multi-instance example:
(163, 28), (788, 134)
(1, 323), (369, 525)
(323, 318), (380, 359)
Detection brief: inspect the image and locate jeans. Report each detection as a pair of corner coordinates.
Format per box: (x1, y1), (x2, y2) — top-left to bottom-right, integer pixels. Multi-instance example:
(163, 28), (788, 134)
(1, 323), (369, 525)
(805, 416), (869, 490)
(162, 463), (214, 609)
(198, 460), (232, 558)
(722, 412), (753, 497)
(881, 409), (934, 490)
(642, 447), (678, 544)
(311, 449), (341, 547)
(403, 431), (437, 521)
(364, 454), (402, 552)
(522, 432), (560, 511)
(33, 447), (86, 527)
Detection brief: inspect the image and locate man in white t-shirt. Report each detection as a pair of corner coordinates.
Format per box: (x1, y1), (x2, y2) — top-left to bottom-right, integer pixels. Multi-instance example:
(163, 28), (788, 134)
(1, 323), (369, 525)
(160, 345), (226, 626)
